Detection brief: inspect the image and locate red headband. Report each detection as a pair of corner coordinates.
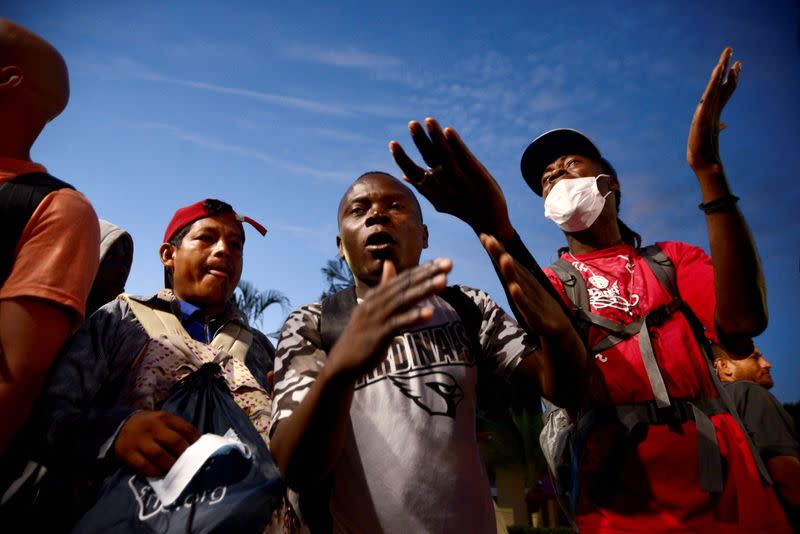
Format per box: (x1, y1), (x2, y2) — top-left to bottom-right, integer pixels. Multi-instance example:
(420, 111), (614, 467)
(163, 200), (267, 243)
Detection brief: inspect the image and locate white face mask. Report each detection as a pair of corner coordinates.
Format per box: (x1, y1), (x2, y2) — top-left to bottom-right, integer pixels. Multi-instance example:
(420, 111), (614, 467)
(543, 175), (612, 232)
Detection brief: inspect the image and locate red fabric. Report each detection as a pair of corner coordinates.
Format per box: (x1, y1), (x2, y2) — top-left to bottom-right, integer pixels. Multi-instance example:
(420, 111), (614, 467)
(163, 199), (267, 243)
(544, 241), (790, 533)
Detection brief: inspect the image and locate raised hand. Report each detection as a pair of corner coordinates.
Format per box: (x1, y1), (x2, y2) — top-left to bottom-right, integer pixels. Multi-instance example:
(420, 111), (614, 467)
(326, 258), (452, 381)
(687, 47), (741, 174)
(390, 118), (515, 240)
(480, 234), (569, 336)
(114, 410), (200, 478)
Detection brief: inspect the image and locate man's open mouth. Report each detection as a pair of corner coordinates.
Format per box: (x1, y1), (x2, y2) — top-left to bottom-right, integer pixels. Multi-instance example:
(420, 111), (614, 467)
(365, 232), (396, 251)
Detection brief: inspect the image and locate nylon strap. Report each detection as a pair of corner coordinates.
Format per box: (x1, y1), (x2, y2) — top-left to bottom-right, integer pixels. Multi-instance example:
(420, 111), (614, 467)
(691, 403), (724, 492)
(211, 324), (253, 363)
(119, 294), (252, 362)
(638, 317), (670, 408)
(319, 286), (357, 353)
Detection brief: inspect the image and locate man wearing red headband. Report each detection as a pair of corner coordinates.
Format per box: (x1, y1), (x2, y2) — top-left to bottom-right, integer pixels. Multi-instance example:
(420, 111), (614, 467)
(27, 199), (295, 530)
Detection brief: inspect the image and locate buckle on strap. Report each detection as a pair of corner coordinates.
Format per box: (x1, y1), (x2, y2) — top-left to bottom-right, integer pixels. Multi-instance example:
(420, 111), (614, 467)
(645, 399), (692, 425)
(645, 297), (683, 327)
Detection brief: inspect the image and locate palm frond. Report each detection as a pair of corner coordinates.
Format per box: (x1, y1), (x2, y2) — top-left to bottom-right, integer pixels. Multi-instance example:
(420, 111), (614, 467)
(234, 280), (290, 327)
(320, 257), (354, 299)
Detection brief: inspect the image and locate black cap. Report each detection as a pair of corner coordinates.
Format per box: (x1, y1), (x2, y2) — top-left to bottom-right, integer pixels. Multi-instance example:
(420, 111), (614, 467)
(520, 128), (603, 196)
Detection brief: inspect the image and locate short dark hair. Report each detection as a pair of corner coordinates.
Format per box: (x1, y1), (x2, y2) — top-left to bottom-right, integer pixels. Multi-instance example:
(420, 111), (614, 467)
(337, 171), (424, 227)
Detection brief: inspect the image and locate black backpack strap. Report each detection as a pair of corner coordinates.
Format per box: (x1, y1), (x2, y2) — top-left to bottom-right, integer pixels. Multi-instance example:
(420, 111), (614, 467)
(438, 285), (482, 357)
(319, 285), (357, 353)
(639, 245), (678, 296)
(549, 259), (590, 341)
(0, 172), (75, 286)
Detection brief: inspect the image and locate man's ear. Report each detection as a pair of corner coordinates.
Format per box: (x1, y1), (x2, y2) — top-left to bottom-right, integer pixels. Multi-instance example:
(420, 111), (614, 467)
(422, 224), (429, 249)
(715, 358), (734, 380)
(0, 66), (23, 89)
(336, 235), (344, 259)
(159, 242), (176, 269)
(608, 175), (620, 194)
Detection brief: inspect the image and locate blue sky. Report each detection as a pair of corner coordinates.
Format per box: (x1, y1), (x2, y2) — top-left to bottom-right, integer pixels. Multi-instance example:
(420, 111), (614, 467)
(8, 1), (799, 401)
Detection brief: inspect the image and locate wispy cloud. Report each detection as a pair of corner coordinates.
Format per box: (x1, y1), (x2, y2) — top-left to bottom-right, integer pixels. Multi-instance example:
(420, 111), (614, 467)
(95, 56), (414, 119)
(270, 222), (340, 255)
(283, 45), (402, 69)
(138, 71), (352, 116)
(135, 122), (353, 182)
(306, 127), (376, 145)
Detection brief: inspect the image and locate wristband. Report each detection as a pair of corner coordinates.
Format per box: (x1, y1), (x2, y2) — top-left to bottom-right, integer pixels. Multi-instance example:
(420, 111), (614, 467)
(698, 194), (740, 214)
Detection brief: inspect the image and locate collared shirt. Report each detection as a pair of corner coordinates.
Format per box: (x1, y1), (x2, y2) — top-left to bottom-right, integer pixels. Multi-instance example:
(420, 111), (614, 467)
(177, 299), (225, 344)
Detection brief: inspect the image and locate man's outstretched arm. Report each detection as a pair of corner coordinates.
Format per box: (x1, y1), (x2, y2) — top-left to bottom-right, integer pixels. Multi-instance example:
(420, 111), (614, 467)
(687, 47), (767, 353)
(390, 120), (587, 407)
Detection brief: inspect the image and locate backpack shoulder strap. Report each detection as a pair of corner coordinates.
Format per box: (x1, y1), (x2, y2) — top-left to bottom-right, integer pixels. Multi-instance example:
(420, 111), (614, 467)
(639, 244), (678, 298)
(438, 285), (483, 355)
(549, 258), (588, 313)
(319, 286), (357, 353)
(211, 323), (253, 363)
(118, 294), (186, 338)
(0, 172), (75, 285)
(120, 294), (255, 365)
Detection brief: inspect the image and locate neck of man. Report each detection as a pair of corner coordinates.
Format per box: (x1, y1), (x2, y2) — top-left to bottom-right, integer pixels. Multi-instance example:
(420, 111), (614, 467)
(0, 107), (42, 161)
(0, 140), (32, 161)
(353, 277), (378, 300)
(564, 214), (624, 255)
(173, 292), (228, 320)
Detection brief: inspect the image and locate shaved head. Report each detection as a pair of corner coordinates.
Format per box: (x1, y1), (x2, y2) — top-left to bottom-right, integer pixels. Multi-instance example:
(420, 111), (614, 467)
(338, 171), (423, 228)
(0, 19), (69, 154)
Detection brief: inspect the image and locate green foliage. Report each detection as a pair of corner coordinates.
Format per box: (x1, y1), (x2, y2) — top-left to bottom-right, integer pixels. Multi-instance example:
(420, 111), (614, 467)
(320, 257), (354, 298)
(476, 374), (547, 488)
(233, 280), (290, 328)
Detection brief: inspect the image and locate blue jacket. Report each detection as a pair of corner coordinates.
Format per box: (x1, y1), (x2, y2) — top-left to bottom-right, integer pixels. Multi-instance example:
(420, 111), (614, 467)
(34, 290), (275, 470)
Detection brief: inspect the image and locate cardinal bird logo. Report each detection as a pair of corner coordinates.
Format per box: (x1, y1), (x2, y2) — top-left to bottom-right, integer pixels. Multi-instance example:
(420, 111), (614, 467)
(389, 370), (464, 418)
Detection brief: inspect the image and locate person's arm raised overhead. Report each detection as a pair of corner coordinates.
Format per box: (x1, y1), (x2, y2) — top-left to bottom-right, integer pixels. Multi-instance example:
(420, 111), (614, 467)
(687, 47), (766, 354)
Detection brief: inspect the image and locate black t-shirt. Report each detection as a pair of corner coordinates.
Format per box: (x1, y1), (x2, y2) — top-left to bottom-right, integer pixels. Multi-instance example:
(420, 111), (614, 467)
(724, 380), (800, 460)
(724, 380), (799, 530)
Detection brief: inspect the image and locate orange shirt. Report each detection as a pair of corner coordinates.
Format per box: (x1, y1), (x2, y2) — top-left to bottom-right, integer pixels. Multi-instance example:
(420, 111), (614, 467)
(0, 158), (100, 325)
